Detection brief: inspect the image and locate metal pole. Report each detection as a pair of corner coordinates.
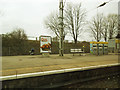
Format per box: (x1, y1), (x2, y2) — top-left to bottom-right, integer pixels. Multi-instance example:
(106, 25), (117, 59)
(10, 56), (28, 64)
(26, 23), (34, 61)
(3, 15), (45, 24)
(59, 0), (64, 56)
(118, 6), (120, 54)
(118, 2), (120, 63)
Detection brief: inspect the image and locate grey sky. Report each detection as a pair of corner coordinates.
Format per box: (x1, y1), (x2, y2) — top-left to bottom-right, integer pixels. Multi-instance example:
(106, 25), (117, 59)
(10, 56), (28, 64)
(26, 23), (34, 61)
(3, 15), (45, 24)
(0, 0), (119, 41)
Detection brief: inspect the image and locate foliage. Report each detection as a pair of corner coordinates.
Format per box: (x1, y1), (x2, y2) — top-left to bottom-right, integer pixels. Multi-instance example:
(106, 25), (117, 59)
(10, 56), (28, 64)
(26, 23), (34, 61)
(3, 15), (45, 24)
(2, 28), (28, 55)
(2, 39), (90, 56)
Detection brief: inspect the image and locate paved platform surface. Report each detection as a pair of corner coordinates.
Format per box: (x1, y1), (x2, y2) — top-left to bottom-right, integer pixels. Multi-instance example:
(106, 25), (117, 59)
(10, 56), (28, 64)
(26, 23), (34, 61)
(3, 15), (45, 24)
(1, 54), (119, 76)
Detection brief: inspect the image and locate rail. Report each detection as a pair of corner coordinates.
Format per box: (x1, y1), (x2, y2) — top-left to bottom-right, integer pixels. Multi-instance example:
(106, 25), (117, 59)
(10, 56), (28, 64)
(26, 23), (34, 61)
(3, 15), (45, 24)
(1, 63), (120, 88)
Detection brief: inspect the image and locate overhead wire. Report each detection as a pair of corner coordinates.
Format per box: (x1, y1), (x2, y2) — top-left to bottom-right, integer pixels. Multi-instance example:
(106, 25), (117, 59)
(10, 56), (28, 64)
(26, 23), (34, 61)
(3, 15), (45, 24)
(85, 0), (115, 14)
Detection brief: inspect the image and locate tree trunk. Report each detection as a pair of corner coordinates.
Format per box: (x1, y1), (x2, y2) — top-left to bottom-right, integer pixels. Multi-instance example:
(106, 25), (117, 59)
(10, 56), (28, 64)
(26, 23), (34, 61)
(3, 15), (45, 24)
(74, 39), (77, 44)
(105, 37), (107, 42)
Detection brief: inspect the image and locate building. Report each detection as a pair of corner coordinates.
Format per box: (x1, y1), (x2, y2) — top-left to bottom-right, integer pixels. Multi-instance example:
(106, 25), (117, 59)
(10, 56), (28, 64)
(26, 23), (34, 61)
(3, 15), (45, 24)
(108, 38), (120, 53)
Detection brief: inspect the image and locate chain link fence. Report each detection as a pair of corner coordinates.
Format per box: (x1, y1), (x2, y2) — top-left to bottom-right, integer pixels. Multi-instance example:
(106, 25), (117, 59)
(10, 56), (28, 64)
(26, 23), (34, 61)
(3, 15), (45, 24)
(2, 41), (90, 56)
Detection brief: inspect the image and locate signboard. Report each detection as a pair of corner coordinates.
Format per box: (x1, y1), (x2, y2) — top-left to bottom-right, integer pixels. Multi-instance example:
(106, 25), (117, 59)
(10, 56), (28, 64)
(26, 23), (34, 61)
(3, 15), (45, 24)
(90, 43), (93, 54)
(40, 36), (51, 53)
(108, 39), (116, 48)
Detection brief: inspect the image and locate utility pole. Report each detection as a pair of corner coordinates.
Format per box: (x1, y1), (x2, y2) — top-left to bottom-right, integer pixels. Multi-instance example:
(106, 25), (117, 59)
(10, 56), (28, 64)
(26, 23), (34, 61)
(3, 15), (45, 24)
(59, 0), (64, 56)
(116, 2), (120, 38)
(116, 2), (120, 55)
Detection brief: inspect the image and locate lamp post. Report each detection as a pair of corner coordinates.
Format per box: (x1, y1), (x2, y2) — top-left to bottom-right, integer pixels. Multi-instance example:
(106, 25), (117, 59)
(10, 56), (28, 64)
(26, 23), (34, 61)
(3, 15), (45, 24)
(96, 2), (108, 56)
(116, 2), (120, 39)
(59, 0), (64, 56)
(97, 2), (108, 8)
(117, 1), (120, 63)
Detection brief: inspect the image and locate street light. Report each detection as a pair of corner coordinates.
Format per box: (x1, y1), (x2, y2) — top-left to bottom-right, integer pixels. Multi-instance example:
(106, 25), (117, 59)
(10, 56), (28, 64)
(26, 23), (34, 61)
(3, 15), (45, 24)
(96, 1), (109, 42)
(97, 2), (108, 8)
(96, 1), (109, 56)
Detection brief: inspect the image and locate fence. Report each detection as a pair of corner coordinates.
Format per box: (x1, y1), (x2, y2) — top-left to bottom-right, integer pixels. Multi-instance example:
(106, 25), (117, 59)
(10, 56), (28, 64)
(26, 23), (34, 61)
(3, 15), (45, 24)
(2, 40), (90, 56)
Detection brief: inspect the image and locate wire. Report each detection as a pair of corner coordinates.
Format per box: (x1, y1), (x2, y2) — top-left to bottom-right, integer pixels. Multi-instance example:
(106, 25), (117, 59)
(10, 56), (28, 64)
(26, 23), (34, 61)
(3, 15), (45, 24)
(108, 0), (114, 2)
(85, 0), (115, 14)
(63, 0), (115, 14)
(97, 2), (108, 8)
(97, 0), (115, 8)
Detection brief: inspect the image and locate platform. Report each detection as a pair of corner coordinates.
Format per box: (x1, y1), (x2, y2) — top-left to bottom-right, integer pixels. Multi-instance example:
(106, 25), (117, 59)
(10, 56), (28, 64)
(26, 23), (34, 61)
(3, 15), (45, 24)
(1, 54), (119, 76)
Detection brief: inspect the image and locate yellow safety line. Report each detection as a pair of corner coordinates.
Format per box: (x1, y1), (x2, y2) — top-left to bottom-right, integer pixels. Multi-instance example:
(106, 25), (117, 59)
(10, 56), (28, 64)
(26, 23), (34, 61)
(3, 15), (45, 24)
(0, 63), (79, 72)
(0, 66), (44, 72)
(1, 62), (118, 73)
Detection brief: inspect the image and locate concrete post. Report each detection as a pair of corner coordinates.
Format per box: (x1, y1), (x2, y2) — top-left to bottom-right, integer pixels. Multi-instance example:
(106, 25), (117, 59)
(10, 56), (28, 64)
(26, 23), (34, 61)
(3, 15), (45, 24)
(59, 0), (64, 56)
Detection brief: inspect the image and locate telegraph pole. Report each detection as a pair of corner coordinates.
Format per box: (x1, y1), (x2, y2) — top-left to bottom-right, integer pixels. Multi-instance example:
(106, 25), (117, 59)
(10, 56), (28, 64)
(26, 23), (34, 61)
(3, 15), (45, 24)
(116, 2), (120, 55)
(59, 0), (64, 56)
(116, 2), (120, 38)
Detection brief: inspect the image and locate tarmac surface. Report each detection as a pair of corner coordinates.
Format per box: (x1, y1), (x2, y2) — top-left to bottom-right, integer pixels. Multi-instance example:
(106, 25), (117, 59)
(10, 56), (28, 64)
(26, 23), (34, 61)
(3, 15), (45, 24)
(1, 54), (119, 76)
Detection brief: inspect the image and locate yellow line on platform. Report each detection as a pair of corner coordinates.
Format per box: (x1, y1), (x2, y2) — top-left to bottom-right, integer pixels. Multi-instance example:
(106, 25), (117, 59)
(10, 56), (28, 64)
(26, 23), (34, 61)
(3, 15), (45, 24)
(1, 63), (80, 72)
(0, 66), (43, 72)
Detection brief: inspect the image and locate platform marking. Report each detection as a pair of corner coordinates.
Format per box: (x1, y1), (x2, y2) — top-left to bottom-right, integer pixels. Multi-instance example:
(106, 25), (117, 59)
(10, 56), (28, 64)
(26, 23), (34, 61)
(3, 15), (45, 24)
(0, 63), (120, 80)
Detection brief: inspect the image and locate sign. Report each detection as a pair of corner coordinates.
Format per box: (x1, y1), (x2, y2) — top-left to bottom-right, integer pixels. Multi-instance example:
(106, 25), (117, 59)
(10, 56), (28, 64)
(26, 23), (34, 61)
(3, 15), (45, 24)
(40, 36), (51, 53)
(90, 43), (93, 54)
(108, 39), (116, 48)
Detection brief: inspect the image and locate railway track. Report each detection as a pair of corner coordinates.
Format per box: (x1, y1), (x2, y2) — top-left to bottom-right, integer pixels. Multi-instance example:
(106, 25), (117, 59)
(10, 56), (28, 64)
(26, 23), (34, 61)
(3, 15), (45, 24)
(61, 74), (120, 88)
(1, 63), (120, 89)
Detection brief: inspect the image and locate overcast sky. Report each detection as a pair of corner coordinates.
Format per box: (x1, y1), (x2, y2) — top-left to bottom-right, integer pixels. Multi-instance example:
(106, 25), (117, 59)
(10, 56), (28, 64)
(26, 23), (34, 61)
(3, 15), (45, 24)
(0, 0), (119, 41)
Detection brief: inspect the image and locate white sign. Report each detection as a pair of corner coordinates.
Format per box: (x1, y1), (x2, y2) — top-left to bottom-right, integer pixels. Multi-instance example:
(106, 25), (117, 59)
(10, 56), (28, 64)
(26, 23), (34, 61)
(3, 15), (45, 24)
(40, 36), (51, 53)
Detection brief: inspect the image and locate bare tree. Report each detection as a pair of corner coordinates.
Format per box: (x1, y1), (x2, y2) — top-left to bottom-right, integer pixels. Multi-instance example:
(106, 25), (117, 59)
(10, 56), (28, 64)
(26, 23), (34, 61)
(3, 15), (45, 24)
(44, 12), (67, 40)
(118, 15), (120, 35)
(64, 3), (86, 44)
(10, 28), (28, 40)
(100, 14), (118, 41)
(107, 14), (118, 39)
(2, 28), (28, 55)
(89, 13), (104, 42)
(44, 3), (86, 43)
(101, 16), (109, 42)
